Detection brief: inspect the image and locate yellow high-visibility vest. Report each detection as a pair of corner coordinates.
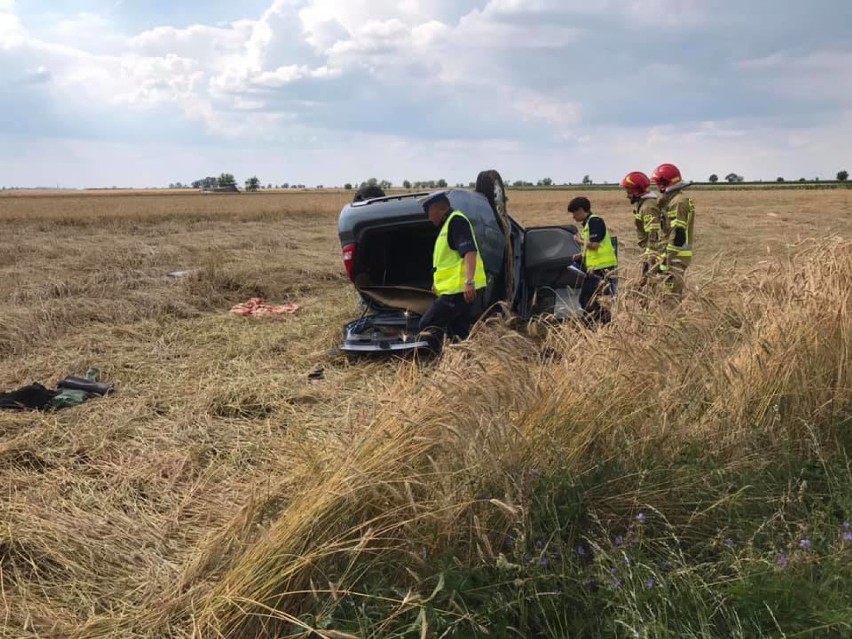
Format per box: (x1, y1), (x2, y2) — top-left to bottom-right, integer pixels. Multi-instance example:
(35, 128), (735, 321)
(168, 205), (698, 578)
(582, 214), (618, 271)
(433, 210), (487, 296)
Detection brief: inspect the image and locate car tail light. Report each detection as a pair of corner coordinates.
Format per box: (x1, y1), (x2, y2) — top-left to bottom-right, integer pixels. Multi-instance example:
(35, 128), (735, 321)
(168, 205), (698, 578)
(342, 242), (357, 279)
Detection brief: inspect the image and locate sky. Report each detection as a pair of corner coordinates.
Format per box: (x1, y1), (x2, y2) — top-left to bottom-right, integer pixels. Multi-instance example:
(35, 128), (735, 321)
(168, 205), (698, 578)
(1, 0), (851, 188)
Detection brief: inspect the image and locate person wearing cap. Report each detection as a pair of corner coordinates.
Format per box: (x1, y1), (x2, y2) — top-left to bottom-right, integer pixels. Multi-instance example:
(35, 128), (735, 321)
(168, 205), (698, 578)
(417, 192), (487, 352)
(567, 196), (618, 326)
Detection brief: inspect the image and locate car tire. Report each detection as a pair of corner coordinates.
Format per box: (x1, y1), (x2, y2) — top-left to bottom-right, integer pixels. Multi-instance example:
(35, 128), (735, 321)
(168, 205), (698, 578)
(475, 170), (514, 305)
(475, 170), (508, 224)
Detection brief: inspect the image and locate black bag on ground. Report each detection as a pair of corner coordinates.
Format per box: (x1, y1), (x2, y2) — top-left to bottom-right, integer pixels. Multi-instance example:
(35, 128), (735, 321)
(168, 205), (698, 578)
(0, 383), (58, 410)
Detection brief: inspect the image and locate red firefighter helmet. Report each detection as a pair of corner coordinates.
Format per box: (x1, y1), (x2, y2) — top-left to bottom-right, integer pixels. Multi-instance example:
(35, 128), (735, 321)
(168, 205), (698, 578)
(619, 171), (651, 197)
(651, 163), (682, 192)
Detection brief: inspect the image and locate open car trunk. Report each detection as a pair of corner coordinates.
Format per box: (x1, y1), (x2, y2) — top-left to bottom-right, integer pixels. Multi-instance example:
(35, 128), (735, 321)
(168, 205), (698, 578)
(352, 221), (437, 313)
(342, 222), (437, 353)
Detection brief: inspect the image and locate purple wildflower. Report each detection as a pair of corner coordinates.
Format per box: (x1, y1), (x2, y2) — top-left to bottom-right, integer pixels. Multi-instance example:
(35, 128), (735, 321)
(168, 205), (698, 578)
(799, 539), (812, 551)
(843, 531), (852, 543)
(611, 578), (623, 589)
(635, 512), (647, 524)
(622, 556), (631, 566)
(724, 538), (736, 548)
(645, 578), (656, 590)
(609, 566), (619, 576)
(535, 539), (544, 550)
(584, 577), (599, 592)
(576, 545), (587, 557)
(614, 535), (623, 547)
(420, 546), (429, 559)
(659, 561), (672, 573)
(539, 556), (549, 568)
(778, 553), (789, 569)
(843, 521), (851, 531)
(503, 535), (514, 549)
(529, 468), (541, 478)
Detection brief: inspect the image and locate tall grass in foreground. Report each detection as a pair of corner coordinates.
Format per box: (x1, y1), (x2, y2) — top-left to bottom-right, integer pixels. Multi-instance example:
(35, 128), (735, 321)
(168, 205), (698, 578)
(178, 238), (852, 638)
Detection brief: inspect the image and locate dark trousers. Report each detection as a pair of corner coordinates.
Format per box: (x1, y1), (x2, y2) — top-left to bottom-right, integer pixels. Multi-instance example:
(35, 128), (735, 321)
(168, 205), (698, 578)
(418, 293), (474, 352)
(579, 268), (614, 326)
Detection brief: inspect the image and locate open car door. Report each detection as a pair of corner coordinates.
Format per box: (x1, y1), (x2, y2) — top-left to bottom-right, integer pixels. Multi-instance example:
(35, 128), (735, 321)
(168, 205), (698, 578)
(521, 225), (586, 319)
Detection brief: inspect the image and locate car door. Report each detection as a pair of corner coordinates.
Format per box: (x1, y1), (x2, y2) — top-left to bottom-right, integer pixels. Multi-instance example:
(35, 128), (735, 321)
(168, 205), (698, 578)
(520, 225), (586, 318)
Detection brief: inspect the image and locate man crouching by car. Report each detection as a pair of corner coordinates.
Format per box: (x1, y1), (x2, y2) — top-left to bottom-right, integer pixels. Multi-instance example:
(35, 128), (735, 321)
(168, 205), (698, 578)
(418, 192), (487, 353)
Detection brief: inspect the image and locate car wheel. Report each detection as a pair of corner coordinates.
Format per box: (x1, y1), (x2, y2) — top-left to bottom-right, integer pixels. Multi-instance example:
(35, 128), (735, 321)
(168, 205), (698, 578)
(475, 170), (514, 305)
(475, 170), (508, 224)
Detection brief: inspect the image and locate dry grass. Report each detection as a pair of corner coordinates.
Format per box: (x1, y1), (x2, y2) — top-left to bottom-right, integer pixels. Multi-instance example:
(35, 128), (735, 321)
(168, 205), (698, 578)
(0, 188), (850, 637)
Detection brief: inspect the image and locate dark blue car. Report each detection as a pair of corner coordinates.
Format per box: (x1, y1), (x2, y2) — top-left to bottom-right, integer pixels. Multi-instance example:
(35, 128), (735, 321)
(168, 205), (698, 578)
(337, 170), (612, 354)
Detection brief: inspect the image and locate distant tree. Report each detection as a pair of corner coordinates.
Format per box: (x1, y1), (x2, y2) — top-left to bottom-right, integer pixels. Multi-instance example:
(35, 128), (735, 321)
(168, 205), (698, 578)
(168, 183), (176, 189)
(798, 177), (807, 182)
(245, 176), (260, 192)
(709, 174), (719, 183)
(837, 170), (848, 182)
(724, 172), (744, 183)
(281, 183), (290, 189)
(362, 177), (379, 188)
(582, 174), (592, 185)
(436, 178), (448, 188)
(344, 183), (353, 190)
(402, 180), (411, 189)
(218, 173), (236, 187)
(379, 179), (392, 190)
(468, 182), (475, 188)
(776, 177), (785, 183)
(538, 177), (554, 186)
(267, 183), (272, 189)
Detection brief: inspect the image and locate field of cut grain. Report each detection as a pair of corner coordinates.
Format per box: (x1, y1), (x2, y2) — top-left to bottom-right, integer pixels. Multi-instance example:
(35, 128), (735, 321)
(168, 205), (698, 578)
(1, 188), (851, 638)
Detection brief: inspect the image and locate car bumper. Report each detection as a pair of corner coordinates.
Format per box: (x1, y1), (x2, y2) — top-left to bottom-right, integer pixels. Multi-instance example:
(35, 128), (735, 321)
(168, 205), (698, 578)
(340, 340), (431, 353)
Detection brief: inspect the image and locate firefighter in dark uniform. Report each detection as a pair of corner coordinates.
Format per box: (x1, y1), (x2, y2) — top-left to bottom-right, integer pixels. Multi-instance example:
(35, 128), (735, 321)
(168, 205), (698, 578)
(568, 196), (618, 326)
(417, 192), (487, 352)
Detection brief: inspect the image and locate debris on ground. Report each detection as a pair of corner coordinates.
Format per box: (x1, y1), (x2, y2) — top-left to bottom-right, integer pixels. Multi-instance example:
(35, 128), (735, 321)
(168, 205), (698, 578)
(307, 366), (325, 383)
(230, 297), (300, 317)
(0, 368), (115, 412)
(166, 269), (197, 279)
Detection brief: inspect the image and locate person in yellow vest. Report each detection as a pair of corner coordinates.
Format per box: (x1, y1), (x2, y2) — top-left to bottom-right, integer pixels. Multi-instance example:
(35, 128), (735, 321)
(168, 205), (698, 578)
(418, 192), (487, 352)
(568, 196), (618, 326)
(651, 163), (695, 297)
(619, 171), (664, 282)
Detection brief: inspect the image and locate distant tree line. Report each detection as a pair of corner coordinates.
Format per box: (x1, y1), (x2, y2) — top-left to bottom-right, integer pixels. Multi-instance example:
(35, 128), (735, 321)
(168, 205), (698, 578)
(167, 169), (850, 192)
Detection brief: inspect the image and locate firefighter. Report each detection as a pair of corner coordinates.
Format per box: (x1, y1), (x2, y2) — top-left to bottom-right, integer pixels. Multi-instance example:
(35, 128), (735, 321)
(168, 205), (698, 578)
(417, 192), (487, 352)
(651, 163), (695, 297)
(619, 171), (664, 281)
(568, 196), (618, 326)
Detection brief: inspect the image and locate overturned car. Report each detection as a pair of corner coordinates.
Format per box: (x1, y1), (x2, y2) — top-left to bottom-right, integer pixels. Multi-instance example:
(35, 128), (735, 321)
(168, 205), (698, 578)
(337, 170), (613, 354)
